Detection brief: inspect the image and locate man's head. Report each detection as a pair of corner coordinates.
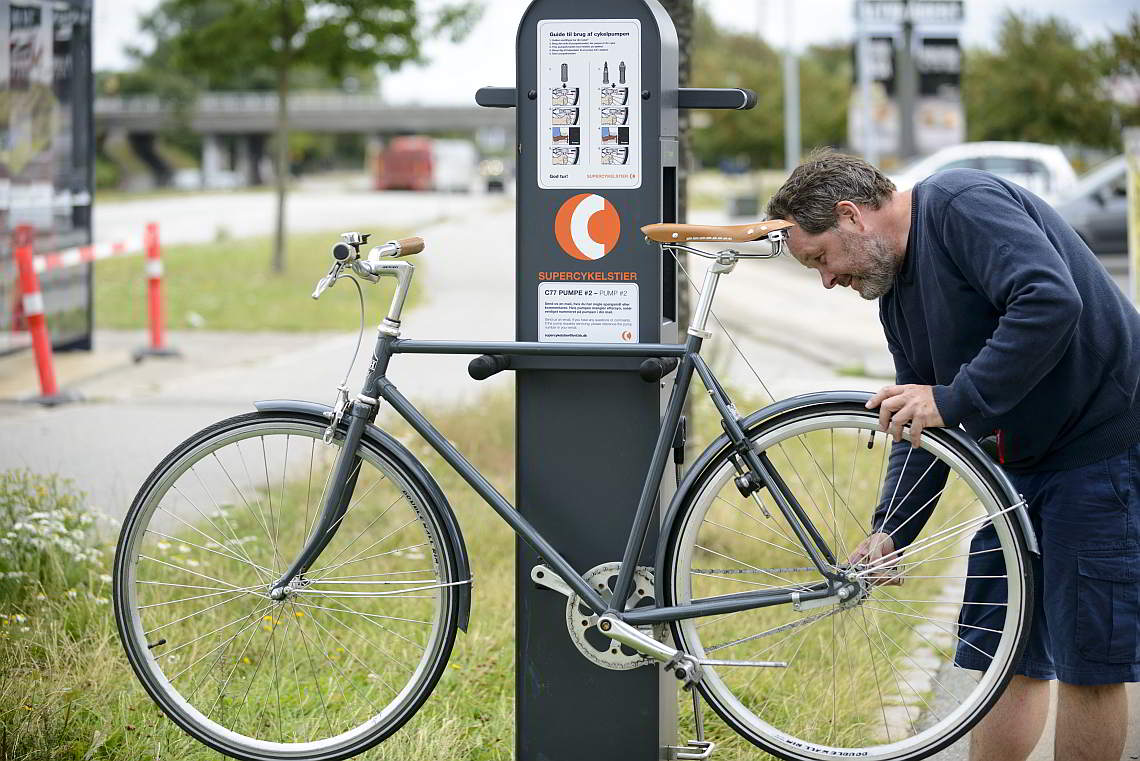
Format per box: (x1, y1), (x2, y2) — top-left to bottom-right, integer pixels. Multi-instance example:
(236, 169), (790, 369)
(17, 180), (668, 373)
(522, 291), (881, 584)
(767, 149), (906, 300)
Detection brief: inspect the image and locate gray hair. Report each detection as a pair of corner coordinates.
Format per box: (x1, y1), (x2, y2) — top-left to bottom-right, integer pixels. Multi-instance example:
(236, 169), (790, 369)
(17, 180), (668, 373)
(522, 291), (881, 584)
(766, 148), (896, 234)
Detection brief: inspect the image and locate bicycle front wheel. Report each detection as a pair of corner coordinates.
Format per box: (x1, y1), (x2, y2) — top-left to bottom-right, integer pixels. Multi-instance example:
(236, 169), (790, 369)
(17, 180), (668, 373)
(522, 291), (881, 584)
(114, 412), (462, 761)
(662, 402), (1034, 761)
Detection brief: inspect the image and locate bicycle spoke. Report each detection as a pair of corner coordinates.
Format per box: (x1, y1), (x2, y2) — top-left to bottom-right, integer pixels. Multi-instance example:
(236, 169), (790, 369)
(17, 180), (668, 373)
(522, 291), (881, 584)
(259, 437), (283, 576)
(713, 495), (812, 561)
(143, 590), (258, 634)
(213, 451), (278, 572)
(290, 600), (337, 737)
(307, 521), (420, 579)
(145, 524), (275, 577)
(182, 471), (270, 580)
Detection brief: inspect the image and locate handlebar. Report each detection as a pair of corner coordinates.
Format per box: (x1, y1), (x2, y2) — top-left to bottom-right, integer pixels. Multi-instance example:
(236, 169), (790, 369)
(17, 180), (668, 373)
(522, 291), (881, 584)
(313, 234), (426, 300)
(369, 237), (425, 259)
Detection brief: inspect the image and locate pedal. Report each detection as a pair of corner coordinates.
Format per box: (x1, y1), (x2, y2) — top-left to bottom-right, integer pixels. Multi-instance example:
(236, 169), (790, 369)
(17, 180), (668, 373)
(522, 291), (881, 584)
(667, 740), (716, 760)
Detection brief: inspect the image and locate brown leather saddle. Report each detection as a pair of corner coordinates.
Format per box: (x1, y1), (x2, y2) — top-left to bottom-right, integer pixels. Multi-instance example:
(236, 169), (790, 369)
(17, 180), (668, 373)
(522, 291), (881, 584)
(640, 219), (796, 244)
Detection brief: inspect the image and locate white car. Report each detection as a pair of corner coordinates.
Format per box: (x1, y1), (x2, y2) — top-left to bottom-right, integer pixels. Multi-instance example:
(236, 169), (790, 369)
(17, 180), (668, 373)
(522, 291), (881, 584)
(890, 141), (1078, 204)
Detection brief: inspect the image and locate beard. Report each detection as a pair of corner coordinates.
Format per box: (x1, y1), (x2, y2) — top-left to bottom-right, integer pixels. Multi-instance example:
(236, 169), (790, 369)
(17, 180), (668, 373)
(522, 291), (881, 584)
(838, 230), (900, 300)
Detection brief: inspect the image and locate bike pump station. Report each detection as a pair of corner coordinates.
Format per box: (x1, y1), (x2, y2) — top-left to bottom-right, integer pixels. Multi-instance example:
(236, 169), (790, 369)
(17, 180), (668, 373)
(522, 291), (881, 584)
(477, 3), (754, 757)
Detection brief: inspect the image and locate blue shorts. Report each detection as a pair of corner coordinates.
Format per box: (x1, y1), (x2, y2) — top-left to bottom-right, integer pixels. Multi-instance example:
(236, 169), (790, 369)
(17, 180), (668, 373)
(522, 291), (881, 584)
(954, 442), (1140, 685)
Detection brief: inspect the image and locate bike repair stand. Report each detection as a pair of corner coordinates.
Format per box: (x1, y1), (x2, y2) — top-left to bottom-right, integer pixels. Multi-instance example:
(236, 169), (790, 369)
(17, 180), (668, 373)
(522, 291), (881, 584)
(477, 2), (754, 758)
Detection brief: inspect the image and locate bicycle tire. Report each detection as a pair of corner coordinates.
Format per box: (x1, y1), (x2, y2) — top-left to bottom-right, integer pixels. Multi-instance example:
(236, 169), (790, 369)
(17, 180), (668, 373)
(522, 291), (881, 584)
(662, 402), (1034, 761)
(114, 411), (462, 761)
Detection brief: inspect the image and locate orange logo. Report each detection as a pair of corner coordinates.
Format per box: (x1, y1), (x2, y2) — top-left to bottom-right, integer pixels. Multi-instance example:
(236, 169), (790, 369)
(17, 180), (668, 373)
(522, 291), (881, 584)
(554, 194), (621, 261)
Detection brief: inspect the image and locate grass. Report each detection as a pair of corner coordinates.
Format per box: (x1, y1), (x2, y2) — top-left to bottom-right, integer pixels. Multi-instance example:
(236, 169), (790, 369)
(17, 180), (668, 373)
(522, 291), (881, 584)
(94, 228), (416, 332)
(0, 387), (999, 759)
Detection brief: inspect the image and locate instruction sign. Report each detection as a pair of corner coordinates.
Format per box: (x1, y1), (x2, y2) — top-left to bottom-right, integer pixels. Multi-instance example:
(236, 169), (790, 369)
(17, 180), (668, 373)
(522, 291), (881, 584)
(538, 283), (639, 343)
(537, 19), (642, 190)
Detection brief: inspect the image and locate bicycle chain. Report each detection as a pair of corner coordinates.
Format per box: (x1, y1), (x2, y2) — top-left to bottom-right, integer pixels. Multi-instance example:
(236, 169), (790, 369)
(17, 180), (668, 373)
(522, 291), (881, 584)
(692, 567), (817, 575)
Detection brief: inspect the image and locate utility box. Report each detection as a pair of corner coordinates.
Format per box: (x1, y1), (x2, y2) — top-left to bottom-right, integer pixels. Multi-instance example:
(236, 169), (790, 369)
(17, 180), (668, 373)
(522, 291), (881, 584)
(512, 3), (679, 759)
(477, 2), (753, 758)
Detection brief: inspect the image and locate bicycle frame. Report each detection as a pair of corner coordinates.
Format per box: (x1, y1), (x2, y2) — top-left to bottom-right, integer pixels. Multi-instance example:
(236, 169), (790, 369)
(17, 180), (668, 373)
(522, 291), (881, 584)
(270, 244), (844, 631)
(272, 333), (842, 625)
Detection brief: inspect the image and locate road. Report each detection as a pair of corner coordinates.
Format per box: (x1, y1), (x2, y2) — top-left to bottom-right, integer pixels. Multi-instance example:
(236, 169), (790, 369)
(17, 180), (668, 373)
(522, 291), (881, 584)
(94, 174), (503, 246)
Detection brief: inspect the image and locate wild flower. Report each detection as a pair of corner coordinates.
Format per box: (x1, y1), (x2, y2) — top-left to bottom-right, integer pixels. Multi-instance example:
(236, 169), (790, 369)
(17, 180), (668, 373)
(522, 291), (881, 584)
(0, 470), (104, 603)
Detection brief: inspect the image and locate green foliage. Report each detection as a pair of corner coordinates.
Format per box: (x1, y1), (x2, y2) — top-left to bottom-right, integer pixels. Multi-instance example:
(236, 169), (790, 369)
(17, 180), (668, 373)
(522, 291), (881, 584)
(130, 0), (481, 91)
(1107, 12), (1140, 128)
(963, 12), (1119, 149)
(0, 471), (105, 607)
(689, 10), (851, 169)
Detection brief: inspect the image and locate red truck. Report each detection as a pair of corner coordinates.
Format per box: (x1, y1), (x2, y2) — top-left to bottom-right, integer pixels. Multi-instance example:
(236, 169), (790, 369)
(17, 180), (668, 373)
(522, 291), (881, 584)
(373, 136), (478, 192)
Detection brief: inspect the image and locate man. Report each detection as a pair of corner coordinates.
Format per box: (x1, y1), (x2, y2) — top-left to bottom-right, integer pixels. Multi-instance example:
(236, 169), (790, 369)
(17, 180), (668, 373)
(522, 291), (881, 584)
(766, 149), (1140, 761)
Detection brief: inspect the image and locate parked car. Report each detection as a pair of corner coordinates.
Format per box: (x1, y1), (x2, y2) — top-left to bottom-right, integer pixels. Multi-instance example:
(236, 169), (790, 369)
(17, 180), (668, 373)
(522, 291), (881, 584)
(890, 141), (1078, 204)
(1054, 155), (1128, 263)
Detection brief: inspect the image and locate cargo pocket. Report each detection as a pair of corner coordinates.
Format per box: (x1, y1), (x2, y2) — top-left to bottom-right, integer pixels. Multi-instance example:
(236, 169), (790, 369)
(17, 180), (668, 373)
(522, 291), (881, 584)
(1076, 552), (1140, 664)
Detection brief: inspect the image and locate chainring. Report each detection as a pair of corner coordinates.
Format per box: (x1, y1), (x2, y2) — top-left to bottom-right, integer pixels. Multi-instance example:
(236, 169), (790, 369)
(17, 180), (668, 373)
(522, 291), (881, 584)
(565, 562), (657, 670)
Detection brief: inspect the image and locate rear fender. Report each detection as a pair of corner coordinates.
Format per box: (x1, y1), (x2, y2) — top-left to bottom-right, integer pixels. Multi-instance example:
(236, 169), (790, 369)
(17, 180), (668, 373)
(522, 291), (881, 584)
(255, 399), (472, 631)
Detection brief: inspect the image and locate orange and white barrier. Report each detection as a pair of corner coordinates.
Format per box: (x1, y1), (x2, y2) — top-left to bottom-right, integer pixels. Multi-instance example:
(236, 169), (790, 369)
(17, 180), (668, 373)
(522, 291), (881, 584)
(12, 222), (175, 404)
(12, 225), (61, 401)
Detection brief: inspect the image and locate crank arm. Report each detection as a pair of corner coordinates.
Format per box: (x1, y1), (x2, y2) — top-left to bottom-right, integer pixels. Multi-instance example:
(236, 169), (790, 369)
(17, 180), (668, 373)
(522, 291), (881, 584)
(598, 614), (680, 663)
(531, 564), (574, 599)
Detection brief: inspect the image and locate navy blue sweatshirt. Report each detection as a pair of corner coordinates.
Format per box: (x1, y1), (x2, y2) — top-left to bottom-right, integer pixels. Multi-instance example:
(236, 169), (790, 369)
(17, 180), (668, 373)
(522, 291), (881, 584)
(872, 169), (1140, 548)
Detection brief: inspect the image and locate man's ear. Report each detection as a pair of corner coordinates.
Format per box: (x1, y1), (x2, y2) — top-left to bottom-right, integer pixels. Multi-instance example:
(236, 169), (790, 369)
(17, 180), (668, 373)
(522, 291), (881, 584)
(834, 201), (865, 233)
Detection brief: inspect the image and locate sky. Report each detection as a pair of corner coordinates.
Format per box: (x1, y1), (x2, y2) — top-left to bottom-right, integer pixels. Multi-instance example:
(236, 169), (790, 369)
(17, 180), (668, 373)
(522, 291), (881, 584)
(95, 0), (1140, 104)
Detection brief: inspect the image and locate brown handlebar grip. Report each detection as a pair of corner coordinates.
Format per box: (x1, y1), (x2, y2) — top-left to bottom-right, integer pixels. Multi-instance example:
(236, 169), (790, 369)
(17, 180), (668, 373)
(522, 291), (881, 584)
(396, 237), (425, 256)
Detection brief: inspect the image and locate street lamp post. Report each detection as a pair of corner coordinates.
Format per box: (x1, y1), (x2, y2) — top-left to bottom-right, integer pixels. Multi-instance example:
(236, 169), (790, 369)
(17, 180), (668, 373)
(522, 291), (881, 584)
(782, 0), (801, 171)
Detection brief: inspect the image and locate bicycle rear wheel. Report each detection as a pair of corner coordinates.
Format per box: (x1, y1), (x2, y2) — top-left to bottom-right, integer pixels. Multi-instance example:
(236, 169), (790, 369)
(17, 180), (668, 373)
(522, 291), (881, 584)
(662, 402), (1034, 761)
(114, 412), (461, 761)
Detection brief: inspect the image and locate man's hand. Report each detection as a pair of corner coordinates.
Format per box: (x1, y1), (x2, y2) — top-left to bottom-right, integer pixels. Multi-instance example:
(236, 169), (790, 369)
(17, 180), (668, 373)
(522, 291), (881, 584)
(849, 532), (903, 586)
(865, 384), (945, 447)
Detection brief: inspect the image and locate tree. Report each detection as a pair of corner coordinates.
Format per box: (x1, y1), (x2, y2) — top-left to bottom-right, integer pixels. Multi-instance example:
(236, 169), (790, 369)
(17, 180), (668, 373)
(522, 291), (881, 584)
(689, 10), (850, 169)
(963, 12), (1117, 150)
(1106, 12), (1140, 128)
(134, 0), (481, 274)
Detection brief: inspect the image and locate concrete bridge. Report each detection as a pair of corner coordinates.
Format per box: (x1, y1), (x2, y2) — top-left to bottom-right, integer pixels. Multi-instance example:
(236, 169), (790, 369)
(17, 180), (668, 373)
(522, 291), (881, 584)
(94, 92), (515, 188)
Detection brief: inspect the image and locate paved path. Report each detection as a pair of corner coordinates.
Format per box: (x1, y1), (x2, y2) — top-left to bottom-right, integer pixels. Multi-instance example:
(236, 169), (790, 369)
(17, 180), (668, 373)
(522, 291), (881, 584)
(94, 176), (506, 246)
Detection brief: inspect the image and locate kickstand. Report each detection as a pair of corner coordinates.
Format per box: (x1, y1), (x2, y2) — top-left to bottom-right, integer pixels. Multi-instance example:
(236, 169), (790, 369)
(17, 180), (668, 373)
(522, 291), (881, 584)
(666, 685), (716, 760)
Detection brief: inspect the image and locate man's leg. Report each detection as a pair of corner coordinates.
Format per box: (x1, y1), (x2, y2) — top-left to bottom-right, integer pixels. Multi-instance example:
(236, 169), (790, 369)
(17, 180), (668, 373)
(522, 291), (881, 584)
(968, 675), (1051, 761)
(1054, 681), (1128, 761)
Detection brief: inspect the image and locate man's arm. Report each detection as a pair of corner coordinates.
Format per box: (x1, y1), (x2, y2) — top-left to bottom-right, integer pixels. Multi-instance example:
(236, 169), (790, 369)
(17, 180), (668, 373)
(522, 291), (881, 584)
(865, 333), (950, 554)
(930, 183), (1083, 427)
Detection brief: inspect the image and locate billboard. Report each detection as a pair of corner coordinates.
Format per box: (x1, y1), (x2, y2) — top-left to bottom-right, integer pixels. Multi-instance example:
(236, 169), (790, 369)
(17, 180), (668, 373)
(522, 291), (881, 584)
(1, 0), (94, 354)
(849, 0), (965, 162)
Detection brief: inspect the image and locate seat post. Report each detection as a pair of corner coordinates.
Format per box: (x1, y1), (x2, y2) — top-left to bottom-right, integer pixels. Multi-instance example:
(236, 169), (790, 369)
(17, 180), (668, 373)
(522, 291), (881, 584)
(688, 252), (737, 339)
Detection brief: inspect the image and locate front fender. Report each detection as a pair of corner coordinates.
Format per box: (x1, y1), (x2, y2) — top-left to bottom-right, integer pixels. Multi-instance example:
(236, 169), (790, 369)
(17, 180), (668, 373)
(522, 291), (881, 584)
(254, 399), (472, 631)
(655, 390), (1038, 598)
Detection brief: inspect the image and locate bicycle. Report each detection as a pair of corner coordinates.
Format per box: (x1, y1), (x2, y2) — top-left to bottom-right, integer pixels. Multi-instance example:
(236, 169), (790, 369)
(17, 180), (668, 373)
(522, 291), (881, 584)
(113, 222), (1036, 761)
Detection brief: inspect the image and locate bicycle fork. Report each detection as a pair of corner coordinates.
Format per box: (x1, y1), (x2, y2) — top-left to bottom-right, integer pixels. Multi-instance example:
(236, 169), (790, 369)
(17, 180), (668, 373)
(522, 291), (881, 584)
(269, 400), (372, 600)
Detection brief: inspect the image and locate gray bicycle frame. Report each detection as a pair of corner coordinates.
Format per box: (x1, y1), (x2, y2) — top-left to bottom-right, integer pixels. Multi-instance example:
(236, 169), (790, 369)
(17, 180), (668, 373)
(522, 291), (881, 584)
(271, 328), (842, 624)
